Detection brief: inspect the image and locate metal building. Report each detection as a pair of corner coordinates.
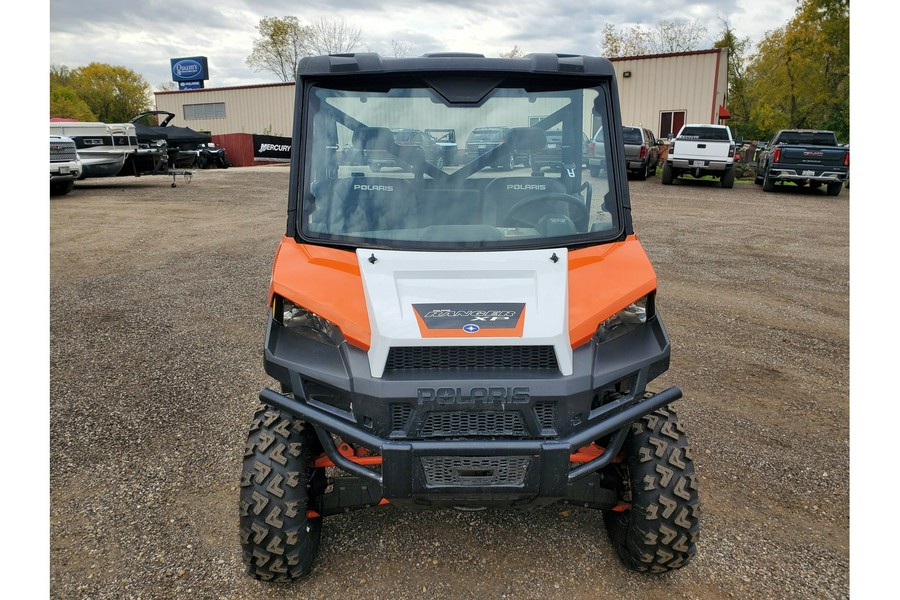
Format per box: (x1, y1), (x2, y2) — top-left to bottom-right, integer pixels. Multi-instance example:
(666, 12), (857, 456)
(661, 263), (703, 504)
(154, 49), (729, 166)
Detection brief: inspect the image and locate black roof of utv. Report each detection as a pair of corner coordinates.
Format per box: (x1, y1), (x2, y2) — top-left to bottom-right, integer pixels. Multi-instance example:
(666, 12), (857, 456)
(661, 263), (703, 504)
(297, 52), (618, 79)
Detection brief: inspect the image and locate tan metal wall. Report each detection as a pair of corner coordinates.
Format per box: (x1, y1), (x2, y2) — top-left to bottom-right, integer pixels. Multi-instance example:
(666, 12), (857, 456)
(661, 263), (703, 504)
(610, 48), (728, 136)
(153, 49), (728, 142)
(155, 83), (295, 137)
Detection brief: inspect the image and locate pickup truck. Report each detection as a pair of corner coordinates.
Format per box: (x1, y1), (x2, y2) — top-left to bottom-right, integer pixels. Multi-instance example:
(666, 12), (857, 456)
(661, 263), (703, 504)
(662, 123), (737, 188)
(50, 135), (81, 196)
(754, 129), (848, 195)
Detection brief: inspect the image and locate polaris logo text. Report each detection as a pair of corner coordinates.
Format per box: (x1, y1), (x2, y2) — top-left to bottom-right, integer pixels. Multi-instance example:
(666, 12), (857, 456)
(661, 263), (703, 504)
(416, 387), (530, 405)
(507, 184), (546, 191)
(423, 310), (516, 320)
(353, 184), (394, 191)
(259, 143), (291, 153)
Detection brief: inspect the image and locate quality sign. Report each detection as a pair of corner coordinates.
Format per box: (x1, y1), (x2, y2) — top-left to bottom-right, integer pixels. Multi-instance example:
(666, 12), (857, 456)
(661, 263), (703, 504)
(171, 56), (209, 82)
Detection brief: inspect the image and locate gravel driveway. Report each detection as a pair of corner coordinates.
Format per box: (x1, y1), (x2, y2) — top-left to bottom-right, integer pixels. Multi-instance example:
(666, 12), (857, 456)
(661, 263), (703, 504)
(49, 167), (849, 599)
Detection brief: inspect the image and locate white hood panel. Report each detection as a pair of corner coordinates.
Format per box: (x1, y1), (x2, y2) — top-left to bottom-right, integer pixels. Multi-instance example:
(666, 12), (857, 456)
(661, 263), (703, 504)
(356, 248), (572, 377)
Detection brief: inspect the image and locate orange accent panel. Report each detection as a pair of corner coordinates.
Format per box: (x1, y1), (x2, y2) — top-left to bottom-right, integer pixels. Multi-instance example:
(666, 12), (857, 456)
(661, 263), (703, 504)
(414, 307), (526, 338)
(269, 238), (371, 350)
(568, 235), (657, 348)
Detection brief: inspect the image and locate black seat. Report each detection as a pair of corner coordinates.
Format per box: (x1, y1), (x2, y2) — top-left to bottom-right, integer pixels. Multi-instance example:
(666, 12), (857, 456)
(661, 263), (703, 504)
(482, 177), (568, 226)
(327, 177), (415, 234)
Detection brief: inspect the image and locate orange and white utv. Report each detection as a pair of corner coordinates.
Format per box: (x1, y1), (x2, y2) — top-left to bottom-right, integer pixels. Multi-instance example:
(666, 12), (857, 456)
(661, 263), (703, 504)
(239, 52), (699, 581)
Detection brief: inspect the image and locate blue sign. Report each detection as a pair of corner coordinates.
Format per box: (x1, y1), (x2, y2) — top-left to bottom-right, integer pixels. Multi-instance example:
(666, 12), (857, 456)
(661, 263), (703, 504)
(178, 81), (204, 90)
(171, 56), (209, 82)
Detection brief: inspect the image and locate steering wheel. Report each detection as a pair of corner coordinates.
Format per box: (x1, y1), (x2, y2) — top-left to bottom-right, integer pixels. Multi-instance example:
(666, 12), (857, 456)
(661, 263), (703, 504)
(502, 192), (590, 232)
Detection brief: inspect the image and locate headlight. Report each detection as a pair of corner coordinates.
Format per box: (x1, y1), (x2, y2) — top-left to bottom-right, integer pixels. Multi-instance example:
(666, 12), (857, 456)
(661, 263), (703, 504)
(274, 295), (344, 346)
(596, 294), (652, 343)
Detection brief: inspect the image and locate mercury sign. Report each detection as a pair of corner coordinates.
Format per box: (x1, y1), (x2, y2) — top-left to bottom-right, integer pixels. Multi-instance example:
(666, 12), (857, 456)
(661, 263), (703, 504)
(171, 56), (209, 82)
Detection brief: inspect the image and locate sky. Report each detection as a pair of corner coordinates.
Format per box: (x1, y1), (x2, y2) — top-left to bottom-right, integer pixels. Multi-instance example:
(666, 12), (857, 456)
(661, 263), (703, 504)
(48, 0), (799, 90)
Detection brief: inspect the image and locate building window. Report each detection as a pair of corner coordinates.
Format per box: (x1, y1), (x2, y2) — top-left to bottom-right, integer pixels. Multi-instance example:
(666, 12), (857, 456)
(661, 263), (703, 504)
(659, 110), (685, 139)
(184, 103), (226, 120)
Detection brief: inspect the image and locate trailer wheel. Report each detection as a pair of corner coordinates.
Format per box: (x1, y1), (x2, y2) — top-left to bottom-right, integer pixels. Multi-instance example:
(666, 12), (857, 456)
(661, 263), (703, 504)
(239, 404), (325, 581)
(661, 163), (674, 185)
(602, 404), (700, 573)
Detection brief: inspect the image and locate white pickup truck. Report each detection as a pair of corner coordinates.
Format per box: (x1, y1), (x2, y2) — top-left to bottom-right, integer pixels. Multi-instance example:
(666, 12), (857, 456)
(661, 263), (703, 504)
(662, 123), (738, 188)
(50, 135), (82, 196)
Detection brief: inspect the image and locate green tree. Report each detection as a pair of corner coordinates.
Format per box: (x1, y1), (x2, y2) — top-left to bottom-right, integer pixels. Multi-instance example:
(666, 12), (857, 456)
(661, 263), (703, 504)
(747, 0), (849, 141)
(713, 16), (757, 139)
(57, 63), (151, 123)
(50, 87), (96, 121)
(246, 16), (312, 82)
(247, 17), (364, 81)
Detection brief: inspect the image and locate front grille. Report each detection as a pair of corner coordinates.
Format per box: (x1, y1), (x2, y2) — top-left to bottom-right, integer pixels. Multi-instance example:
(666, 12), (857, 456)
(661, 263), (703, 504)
(420, 456), (531, 487)
(419, 411), (525, 437)
(385, 346), (558, 371)
(50, 140), (78, 162)
(534, 402), (556, 432)
(390, 403), (413, 432)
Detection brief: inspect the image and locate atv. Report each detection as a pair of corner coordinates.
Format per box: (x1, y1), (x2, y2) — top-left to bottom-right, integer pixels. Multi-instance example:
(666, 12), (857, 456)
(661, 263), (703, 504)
(239, 52), (700, 581)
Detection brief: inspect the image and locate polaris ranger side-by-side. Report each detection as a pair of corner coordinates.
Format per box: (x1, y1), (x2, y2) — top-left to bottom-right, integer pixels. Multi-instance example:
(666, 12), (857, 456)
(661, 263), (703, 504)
(239, 52), (700, 581)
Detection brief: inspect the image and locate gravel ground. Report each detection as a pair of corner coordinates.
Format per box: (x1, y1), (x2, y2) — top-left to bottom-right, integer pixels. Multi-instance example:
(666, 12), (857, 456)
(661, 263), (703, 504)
(49, 166), (849, 599)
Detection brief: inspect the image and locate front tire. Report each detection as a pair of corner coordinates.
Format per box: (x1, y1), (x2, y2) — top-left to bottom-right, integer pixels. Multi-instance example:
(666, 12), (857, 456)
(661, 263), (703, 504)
(603, 404), (700, 573)
(239, 404), (325, 581)
(50, 180), (74, 196)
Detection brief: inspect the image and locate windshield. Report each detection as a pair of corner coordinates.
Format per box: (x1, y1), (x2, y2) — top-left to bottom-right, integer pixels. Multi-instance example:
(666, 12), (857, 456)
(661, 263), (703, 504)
(299, 78), (619, 249)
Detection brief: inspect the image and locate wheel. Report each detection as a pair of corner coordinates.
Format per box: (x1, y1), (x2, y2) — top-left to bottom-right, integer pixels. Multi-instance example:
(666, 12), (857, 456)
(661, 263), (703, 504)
(661, 163), (674, 185)
(502, 192), (590, 232)
(239, 404), (325, 581)
(432, 154), (445, 169)
(754, 171), (763, 185)
(635, 163), (647, 181)
(721, 167), (735, 189)
(498, 154), (515, 171)
(762, 171), (775, 192)
(50, 180), (74, 196)
(826, 181), (843, 196)
(602, 404), (700, 573)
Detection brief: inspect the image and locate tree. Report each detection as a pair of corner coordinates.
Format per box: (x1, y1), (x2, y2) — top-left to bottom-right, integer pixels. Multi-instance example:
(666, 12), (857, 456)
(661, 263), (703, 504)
(713, 16), (756, 138)
(246, 16), (312, 82)
(747, 0), (849, 140)
(50, 87), (96, 121)
(500, 45), (525, 58)
(600, 19), (709, 57)
(389, 40), (411, 58)
(306, 17), (362, 55)
(50, 63), (151, 123)
(246, 16), (363, 82)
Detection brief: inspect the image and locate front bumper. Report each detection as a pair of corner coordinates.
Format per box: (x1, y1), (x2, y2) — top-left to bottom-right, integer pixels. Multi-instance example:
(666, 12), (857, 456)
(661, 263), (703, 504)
(262, 314), (679, 508)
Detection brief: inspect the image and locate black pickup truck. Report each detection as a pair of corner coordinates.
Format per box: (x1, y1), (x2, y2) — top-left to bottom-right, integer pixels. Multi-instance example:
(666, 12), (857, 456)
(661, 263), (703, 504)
(754, 129), (848, 195)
